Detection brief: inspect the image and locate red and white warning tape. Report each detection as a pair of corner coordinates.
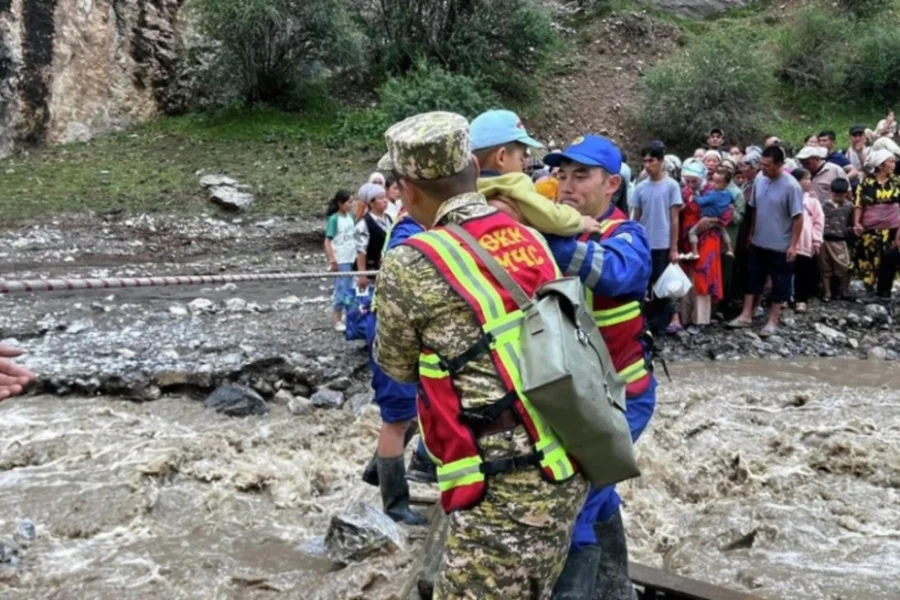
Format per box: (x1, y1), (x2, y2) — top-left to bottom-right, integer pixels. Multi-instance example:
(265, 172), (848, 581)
(0, 271), (379, 295)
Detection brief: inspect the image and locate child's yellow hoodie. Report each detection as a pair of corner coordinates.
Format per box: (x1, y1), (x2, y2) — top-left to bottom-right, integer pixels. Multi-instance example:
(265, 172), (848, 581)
(477, 173), (585, 236)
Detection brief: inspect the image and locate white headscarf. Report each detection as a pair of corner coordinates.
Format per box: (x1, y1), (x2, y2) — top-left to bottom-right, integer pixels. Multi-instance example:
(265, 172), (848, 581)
(872, 137), (900, 157)
(368, 172), (386, 186)
(868, 149), (896, 171)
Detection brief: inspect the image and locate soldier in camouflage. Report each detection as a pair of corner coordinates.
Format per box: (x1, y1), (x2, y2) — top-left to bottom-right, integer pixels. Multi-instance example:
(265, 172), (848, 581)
(374, 111), (587, 599)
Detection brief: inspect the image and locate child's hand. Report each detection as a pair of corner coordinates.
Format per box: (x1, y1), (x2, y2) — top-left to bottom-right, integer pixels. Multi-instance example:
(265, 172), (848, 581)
(582, 216), (604, 235)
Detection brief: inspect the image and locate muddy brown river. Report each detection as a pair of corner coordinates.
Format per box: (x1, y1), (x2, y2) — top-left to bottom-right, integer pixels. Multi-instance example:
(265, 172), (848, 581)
(1, 359), (898, 600)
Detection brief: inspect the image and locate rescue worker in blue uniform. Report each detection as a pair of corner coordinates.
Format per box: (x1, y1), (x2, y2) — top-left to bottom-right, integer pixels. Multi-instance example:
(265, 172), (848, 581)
(542, 136), (656, 600)
(361, 205), (434, 525)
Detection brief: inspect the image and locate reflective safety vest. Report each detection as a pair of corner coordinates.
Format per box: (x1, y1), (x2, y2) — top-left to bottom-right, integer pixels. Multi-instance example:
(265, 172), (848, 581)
(405, 212), (579, 513)
(579, 206), (652, 397)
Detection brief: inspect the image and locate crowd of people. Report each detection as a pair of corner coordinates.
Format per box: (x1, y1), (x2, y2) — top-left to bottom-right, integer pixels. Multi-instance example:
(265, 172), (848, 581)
(524, 118), (900, 340)
(318, 107), (900, 599)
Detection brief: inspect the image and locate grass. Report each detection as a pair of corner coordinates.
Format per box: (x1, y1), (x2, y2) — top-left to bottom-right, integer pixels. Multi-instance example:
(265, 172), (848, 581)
(3, 108), (383, 221)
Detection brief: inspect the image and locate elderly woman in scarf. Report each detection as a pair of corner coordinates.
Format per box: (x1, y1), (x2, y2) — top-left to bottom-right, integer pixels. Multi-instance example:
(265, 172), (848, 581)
(852, 149), (900, 297)
(668, 159), (733, 333)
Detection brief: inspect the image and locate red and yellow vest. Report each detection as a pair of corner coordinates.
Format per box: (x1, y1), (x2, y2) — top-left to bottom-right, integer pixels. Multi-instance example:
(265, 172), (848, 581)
(579, 206), (652, 397)
(405, 211), (578, 513)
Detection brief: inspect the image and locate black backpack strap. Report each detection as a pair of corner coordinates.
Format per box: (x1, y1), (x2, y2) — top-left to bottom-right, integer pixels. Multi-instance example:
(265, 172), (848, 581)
(480, 452), (543, 476)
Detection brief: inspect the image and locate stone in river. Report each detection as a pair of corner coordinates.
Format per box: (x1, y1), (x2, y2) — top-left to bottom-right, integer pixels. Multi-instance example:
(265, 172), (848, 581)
(204, 384), (269, 417)
(324, 502), (406, 564)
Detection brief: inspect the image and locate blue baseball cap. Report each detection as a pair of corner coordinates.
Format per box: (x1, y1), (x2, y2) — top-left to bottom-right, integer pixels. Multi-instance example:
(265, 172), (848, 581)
(543, 135), (622, 174)
(470, 110), (544, 151)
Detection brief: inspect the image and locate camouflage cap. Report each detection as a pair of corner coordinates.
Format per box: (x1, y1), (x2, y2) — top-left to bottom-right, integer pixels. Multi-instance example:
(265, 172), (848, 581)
(383, 112), (471, 180)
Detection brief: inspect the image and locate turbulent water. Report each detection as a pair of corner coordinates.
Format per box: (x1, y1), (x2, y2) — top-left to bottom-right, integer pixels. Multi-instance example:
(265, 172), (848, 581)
(1, 359), (898, 600)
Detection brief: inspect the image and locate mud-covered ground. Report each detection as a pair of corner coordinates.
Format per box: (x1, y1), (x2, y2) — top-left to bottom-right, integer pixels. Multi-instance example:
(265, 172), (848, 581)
(2, 213), (900, 599)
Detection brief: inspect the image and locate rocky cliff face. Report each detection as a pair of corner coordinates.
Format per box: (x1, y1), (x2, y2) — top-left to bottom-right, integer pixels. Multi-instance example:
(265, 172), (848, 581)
(0, 0), (186, 157)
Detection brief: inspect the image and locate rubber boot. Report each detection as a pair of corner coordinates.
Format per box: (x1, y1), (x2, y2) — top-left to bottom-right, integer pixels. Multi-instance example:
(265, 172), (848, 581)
(361, 422), (418, 487)
(593, 511), (638, 600)
(407, 444), (438, 484)
(550, 546), (601, 600)
(376, 456), (429, 526)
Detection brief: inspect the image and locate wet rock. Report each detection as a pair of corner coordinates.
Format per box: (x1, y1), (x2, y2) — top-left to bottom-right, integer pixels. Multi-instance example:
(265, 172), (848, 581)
(328, 377), (353, 392)
(199, 174), (238, 188)
(153, 370), (191, 388)
(272, 389), (293, 405)
(865, 304), (889, 325)
(189, 298), (216, 314)
(204, 384), (269, 417)
(273, 295), (302, 311)
(846, 312), (862, 327)
(324, 502), (406, 563)
(0, 541), (19, 566)
(848, 338), (860, 350)
(311, 389), (345, 409)
(168, 303), (189, 316)
(814, 323), (846, 345)
(886, 350), (899, 361)
(66, 318), (94, 335)
(210, 186), (255, 211)
(346, 392), (373, 414)
(288, 396), (314, 416)
(867, 347), (887, 361)
(224, 298), (248, 313)
(16, 520), (36, 541)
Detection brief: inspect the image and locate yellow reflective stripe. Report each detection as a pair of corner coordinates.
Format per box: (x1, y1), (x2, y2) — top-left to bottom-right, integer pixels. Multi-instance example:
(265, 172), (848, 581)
(419, 353), (450, 378)
(422, 230), (506, 321)
(594, 301), (641, 327)
(439, 471), (484, 492)
(437, 456), (484, 491)
(599, 219), (625, 234)
(484, 310), (524, 345)
(619, 358), (648, 384)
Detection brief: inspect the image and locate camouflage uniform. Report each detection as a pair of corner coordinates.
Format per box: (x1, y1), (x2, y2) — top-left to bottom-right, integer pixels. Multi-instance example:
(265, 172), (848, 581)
(374, 112), (587, 600)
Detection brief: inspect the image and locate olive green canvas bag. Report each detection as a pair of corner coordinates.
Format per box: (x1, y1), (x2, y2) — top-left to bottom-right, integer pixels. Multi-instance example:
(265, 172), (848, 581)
(447, 224), (640, 488)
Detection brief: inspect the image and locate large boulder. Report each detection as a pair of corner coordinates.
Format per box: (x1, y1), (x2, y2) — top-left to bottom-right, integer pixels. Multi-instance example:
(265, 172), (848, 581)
(324, 502), (406, 564)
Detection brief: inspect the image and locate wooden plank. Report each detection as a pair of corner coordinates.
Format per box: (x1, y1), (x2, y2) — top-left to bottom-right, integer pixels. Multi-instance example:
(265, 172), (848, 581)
(630, 562), (765, 600)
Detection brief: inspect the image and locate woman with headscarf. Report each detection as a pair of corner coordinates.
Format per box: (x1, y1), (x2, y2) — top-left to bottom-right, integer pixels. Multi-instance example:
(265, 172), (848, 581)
(368, 172), (386, 186)
(852, 149), (900, 297)
(702, 150), (722, 176)
(669, 159), (733, 333)
(354, 183), (393, 290)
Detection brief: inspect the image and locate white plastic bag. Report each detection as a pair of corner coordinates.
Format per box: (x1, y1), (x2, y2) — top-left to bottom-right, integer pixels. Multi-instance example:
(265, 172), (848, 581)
(653, 263), (692, 299)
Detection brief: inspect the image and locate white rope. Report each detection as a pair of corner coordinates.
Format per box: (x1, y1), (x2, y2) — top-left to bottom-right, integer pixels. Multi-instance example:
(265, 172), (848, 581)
(0, 270), (379, 295)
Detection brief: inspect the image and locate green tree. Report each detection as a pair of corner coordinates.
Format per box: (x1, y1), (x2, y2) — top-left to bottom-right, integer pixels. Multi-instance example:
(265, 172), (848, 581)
(367, 0), (557, 102)
(191, 0), (363, 107)
(379, 61), (497, 123)
(639, 32), (774, 150)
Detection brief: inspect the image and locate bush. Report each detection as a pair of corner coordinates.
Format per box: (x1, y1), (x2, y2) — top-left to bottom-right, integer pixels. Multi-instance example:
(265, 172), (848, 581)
(847, 26), (900, 104)
(774, 8), (850, 93)
(366, 0), (557, 103)
(378, 61), (497, 123)
(192, 0), (363, 107)
(638, 32), (774, 151)
(836, 0), (892, 19)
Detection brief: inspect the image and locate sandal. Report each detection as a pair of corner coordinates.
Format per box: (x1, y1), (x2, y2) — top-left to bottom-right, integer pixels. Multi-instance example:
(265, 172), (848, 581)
(726, 317), (752, 329)
(759, 323), (779, 338)
(666, 323), (684, 334)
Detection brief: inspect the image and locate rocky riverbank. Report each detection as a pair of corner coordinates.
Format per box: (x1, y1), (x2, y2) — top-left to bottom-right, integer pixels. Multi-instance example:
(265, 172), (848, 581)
(2, 212), (899, 402)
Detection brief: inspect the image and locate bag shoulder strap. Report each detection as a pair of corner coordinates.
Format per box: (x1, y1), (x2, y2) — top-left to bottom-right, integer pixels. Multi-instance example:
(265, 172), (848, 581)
(445, 223), (532, 310)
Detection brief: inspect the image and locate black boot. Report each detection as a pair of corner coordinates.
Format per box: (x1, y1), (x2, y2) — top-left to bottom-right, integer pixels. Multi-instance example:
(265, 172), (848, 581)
(551, 546), (601, 599)
(593, 511), (638, 600)
(377, 456), (429, 526)
(407, 450), (438, 484)
(361, 423), (419, 487)
(361, 455), (379, 487)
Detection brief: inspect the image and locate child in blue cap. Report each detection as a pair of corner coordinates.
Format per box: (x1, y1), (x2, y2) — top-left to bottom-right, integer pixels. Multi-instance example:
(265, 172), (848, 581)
(471, 109), (603, 236)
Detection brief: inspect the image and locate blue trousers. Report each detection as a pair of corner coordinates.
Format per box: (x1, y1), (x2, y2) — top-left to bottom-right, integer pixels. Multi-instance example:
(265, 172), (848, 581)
(571, 378), (657, 551)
